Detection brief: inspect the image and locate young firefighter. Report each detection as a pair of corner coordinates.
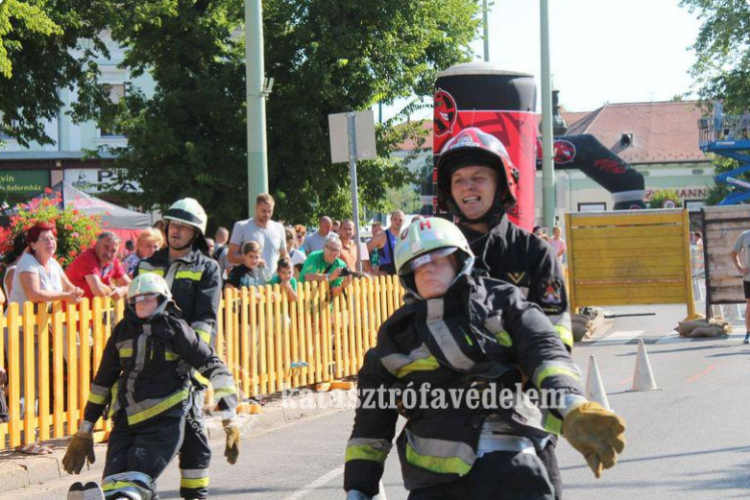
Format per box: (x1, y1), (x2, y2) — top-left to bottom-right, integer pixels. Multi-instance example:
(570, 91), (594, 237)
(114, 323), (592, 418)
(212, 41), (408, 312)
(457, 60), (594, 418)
(62, 273), (241, 500)
(344, 218), (626, 500)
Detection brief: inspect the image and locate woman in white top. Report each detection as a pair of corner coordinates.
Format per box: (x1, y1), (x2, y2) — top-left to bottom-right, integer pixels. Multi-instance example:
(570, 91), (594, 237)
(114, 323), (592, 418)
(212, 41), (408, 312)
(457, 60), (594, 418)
(5, 222), (84, 454)
(9, 222), (83, 305)
(3, 232), (28, 301)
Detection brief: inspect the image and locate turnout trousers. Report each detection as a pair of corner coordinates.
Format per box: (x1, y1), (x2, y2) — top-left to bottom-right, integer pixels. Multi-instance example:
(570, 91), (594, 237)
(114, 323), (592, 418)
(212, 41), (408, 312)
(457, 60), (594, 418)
(407, 450), (555, 500)
(102, 407), (186, 499)
(178, 387), (211, 499)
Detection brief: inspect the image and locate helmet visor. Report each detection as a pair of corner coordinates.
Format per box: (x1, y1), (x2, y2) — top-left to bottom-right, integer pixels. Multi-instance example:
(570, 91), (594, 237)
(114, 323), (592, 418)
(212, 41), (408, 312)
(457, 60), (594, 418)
(401, 247), (458, 275)
(129, 293), (159, 304)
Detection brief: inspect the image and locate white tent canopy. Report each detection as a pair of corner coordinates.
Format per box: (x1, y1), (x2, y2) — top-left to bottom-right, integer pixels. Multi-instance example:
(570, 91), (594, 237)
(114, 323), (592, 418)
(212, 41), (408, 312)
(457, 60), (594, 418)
(27, 180), (153, 230)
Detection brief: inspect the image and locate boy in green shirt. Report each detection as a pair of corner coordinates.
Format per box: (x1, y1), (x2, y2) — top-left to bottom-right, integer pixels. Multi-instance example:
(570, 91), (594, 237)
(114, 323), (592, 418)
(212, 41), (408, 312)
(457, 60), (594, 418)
(269, 257), (298, 302)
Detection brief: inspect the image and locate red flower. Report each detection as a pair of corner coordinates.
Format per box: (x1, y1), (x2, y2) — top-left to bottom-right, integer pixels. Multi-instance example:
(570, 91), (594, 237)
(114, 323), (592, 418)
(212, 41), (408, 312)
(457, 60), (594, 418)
(72, 210), (79, 215)
(65, 224), (74, 230)
(86, 225), (92, 230)
(44, 187), (53, 194)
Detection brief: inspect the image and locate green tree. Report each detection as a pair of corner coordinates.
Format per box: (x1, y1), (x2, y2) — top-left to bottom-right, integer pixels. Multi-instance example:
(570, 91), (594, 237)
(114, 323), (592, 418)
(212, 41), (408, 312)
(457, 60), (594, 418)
(681, 0), (750, 108)
(385, 184), (423, 215)
(0, 0), (108, 147)
(91, 0), (478, 228)
(680, 1), (750, 205)
(704, 156), (739, 206)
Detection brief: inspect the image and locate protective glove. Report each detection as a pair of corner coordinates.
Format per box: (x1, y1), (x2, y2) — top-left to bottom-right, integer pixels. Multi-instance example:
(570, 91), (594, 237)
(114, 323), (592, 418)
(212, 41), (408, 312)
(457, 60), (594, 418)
(223, 419), (241, 465)
(346, 490), (372, 500)
(62, 431), (95, 474)
(563, 401), (626, 478)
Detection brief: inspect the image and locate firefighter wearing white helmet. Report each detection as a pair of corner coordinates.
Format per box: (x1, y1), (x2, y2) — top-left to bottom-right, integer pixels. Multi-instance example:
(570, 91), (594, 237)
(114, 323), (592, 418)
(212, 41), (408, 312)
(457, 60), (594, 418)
(63, 273), (239, 500)
(135, 198), (224, 500)
(344, 218), (626, 500)
(162, 198), (210, 253)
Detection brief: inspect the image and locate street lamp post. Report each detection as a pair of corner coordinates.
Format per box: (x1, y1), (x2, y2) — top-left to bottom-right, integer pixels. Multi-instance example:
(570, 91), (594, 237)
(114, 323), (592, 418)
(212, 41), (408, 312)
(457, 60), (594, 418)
(483, 0), (490, 62)
(540, 0), (556, 229)
(245, 0), (269, 216)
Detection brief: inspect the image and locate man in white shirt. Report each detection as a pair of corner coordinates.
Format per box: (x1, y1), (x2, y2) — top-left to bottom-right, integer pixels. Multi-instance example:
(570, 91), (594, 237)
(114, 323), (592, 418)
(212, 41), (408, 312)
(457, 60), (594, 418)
(228, 193), (288, 274)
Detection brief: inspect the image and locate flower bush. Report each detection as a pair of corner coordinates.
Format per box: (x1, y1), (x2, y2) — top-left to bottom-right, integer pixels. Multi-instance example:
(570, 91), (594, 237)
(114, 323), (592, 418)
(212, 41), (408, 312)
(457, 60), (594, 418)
(0, 188), (102, 270)
(648, 189), (682, 210)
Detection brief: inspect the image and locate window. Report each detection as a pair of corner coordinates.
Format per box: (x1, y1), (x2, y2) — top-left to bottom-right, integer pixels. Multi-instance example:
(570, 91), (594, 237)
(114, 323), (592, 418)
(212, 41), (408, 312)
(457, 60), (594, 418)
(99, 84), (126, 137)
(684, 199), (705, 213)
(578, 202), (607, 212)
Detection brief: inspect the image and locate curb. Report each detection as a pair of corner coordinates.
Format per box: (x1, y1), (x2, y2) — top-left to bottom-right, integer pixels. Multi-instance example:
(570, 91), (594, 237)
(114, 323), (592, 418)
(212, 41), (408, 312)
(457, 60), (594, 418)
(0, 445), (65, 494)
(0, 387), (355, 495)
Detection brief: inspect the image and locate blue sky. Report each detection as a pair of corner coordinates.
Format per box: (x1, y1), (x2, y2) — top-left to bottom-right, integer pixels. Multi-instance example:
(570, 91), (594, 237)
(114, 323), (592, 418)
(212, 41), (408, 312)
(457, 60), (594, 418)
(380, 0), (703, 119)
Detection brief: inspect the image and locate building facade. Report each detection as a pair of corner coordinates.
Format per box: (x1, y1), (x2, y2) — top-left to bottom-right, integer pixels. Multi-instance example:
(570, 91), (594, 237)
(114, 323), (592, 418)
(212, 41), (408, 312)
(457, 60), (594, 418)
(0, 32), (154, 204)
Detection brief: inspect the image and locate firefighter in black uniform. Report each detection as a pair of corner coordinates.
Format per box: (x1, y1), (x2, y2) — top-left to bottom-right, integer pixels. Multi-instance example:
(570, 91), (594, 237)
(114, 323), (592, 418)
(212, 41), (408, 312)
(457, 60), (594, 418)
(135, 198), (224, 499)
(436, 127), (572, 498)
(62, 273), (240, 500)
(344, 218), (626, 500)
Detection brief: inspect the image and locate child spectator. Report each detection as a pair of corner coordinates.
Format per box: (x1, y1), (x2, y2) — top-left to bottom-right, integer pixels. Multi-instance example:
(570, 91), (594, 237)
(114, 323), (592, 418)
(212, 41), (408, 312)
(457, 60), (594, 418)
(225, 241), (271, 290)
(269, 257), (298, 302)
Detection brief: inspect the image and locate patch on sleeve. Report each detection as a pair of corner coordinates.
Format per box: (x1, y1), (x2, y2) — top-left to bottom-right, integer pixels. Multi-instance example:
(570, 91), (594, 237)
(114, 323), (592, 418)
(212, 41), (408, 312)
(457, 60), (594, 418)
(540, 278), (564, 306)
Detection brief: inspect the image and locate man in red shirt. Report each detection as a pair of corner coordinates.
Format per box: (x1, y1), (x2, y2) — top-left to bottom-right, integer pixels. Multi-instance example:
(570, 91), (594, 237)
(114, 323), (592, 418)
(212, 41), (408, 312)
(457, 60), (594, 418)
(66, 231), (131, 300)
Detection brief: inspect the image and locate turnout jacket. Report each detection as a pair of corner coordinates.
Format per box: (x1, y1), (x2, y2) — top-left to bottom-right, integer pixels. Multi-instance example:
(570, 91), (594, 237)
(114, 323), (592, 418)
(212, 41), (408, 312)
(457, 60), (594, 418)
(84, 306), (237, 428)
(135, 248), (221, 347)
(344, 274), (584, 496)
(460, 215), (573, 350)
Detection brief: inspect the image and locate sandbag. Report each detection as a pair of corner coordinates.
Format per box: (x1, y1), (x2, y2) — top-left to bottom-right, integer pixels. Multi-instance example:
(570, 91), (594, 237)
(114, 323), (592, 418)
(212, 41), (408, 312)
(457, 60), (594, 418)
(677, 318), (732, 338)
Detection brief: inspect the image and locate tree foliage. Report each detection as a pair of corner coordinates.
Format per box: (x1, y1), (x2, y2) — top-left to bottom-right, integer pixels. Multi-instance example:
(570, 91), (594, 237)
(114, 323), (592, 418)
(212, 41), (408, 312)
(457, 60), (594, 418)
(680, 1), (750, 205)
(680, 0), (750, 111)
(92, 0), (480, 228)
(0, 0), (108, 147)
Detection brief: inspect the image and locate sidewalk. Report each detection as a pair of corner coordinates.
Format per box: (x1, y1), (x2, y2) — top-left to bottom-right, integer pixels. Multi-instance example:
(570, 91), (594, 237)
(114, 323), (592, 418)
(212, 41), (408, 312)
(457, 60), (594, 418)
(0, 387), (355, 495)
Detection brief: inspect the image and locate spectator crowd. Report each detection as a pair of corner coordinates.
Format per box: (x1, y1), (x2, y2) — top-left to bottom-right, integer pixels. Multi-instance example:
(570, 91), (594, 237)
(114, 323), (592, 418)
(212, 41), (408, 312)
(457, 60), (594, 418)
(0, 193), (410, 445)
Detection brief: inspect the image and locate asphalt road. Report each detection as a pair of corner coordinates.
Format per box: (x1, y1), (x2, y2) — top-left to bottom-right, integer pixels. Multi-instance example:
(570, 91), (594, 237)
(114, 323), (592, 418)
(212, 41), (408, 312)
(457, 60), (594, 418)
(11, 304), (750, 500)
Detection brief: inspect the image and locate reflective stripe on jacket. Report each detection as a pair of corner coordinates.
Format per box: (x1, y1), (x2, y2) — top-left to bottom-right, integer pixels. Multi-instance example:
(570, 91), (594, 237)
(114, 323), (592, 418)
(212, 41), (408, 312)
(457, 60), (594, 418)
(344, 275), (584, 495)
(136, 248), (221, 347)
(84, 307), (237, 427)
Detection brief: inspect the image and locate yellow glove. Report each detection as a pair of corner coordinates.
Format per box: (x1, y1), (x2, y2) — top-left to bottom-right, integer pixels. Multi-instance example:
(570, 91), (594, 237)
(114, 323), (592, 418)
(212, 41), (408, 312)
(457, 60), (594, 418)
(223, 419), (241, 465)
(62, 431), (95, 474)
(563, 401), (626, 478)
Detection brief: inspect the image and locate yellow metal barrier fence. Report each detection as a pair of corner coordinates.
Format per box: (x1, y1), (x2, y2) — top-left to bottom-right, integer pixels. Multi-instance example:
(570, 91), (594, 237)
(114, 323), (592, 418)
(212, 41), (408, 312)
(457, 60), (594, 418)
(565, 209), (697, 319)
(0, 275), (404, 451)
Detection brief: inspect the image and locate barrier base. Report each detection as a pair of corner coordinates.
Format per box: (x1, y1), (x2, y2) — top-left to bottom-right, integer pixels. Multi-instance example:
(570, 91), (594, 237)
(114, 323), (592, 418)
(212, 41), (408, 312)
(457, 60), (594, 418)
(315, 381), (353, 392)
